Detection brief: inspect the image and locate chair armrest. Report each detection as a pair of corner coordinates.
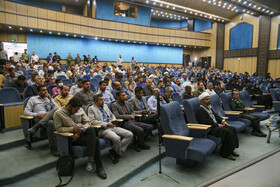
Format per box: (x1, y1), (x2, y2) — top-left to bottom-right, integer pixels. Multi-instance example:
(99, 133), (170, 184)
(246, 108), (255, 111)
(224, 111), (242, 115)
(162, 134), (193, 141)
(116, 119), (124, 122)
(150, 111), (157, 114)
(20, 115), (34, 119)
(225, 90), (232, 92)
(91, 125), (102, 128)
(188, 126), (209, 130)
(273, 101), (280, 103)
(222, 116), (229, 120)
(162, 134), (192, 160)
(263, 93), (271, 95)
(0, 104), (3, 106)
(54, 131), (74, 137)
(253, 105), (265, 108)
(135, 114), (142, 117)
(187, 123), (212, 128)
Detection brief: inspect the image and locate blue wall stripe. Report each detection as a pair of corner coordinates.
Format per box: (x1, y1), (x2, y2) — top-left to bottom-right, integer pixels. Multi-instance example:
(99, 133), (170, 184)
(9, 0), (62, 11)
(194, 19), (212, 31)
(230, 22), (253, 50)
(26, 34), (183, 64)
(96, 0), (151, 26)
(151, 19), (188, 29)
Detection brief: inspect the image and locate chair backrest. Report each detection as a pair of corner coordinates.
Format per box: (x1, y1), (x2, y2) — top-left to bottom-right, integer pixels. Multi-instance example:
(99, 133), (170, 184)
(160, 102), (189, 137)
(270, 88), (280, 101)
(47, 85), (56, 96)
(23, 97), (31, 108)
(62, 79), (73, 86)
(57, 75), (67, 80)
(90, 78), (99, 88)
(94, 75), (102, 82)
(145, 96), (151, 103)
(85, 103), (94, 115)
(0, 87), (22, 104)
(276, 83), (280, 88)
(182, 98), (201, 123)
(171, 92), (182, 105)
(3, 81), (10, 88)
(239, 90), (253, 108)
(90, 84), (95, 92)
(260, 86), (268, 93)
(220, 92), (233, 111)
(210, 94), (225, 117)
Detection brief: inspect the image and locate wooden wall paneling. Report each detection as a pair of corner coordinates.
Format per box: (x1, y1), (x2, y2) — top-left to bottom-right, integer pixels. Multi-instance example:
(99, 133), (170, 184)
(27, 6), (37, 17)
(153, 28), (159, 35)
(73, 25), (80, 34)
(17, 15), (27, 27)
(0, 12), (5, 24)
(108, 30), (115, 38)
(216, 23), (225, 69)
(73, 15), (80, 25)
(57, 22), (65, 32)
(88, 27), (95, 36)
(276, 60), (280, 78)
(37, 8), (47, 19)
(122, 23), (129, 32)
(140, 25), (146, 33)
(16, 3), (27, 15)
(159, 36), (165, 43)
(88, 18), (95, 27)
(0, 0), (4, 11)
(135, 33), (141, 41)
(169, 37), (176, 44)
(102, 21), (110, 29)
(164, 36), (169, 43)
(38, 19), (47, 29)
(140, 33), (146, 41)
(169, 30), (176, 37)
(109, 22), (116, 30)
(95, 28), (103, 37)
(252, 57), (257, 75)
(80, 17), (89, 26)
(175, 38), (181, 44)
(64, 13), (73, 23)
(268, 60), (276, 78)
(115, 22), (122, 31)
(0, 33), (8, 42)
(56, 12), (65, 22)
(47, 10), (57, 20)
(152, 35), (158, 43)
(47, 20), (57, 31)
(115, 31), (122, 39)
(145, 34), (152, 42)
(80, 26), (88, 35)
(95, 19), (102, 28)
(246, 57), (252, 74)
(27, 17), (38, 28)
(4, 1), (16, 13)
(146, 27), (152, 35)
(6, 13), (16, 25)
(17, 33), (27, 43)
(64, 23), (73, 33)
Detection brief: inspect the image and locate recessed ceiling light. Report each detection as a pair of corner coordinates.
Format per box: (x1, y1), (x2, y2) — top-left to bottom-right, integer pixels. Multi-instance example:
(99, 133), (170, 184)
(160, 4), (162, 6)
(74, 35), (76, 37)
(115, 40), (118, 42)
(121, 40), (124, 42)
(153, 2), (156, 5)
(251, 12), (254, 15)
(163, 44), (165, 46)
(253, 5), (256, 8)
(30, 29), (33, 32)
(40, 30), (43, 33)
(222, 20), (224, 22)
(81, 35), (83, 38)
(243, 9), (246, 12)
(134, 41), (136, 43)
(66, 33), (68, 36)
(184, 10), (187, 12)
(128, 41), (130, 43)
(109, 39), (111, 41)
(145, 42), (147, 45)
(157, 43), (159, 45)
(146, 0), (149, 3)
(20, 28), (22, 30)
(262, 8), (265, 11)
(243, 1), (247, 4)
(139, 42), (142, 44)
(270, 12), (274, 15)
(151, 9), (153, 12)
(172, 7), (175, 9)
(153, 13), (156, 15)
(248, 3), (252, 6)
(102, 38), (104, 40)
(258, 7), (261, 10)
(95, 37), (98, 40)
(8, 26), (12, 29)
(49, 31), (52, 34)
(58, 33), (60, 35)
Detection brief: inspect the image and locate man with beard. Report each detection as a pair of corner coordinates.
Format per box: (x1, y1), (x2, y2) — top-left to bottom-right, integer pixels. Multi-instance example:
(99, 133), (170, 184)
(54, 85), (73, 107)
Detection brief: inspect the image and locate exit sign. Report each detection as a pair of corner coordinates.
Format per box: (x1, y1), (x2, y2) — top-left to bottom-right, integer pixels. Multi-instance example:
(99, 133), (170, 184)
(10, 39), (15, 42)
(185, 52), (188, 54)
(203, 55), (206, 57)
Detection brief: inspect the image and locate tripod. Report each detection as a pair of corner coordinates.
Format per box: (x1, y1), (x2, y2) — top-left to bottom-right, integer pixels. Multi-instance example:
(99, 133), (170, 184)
(141, 92), (180, 184)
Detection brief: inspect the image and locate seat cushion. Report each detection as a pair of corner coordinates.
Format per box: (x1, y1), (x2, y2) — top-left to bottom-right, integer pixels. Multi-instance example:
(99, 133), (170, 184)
(72, 138), (112, 158)
(239, 118), (251, 127)
(207, 135), (222, 145)
(253, 112), (270, 121)
(187, 138), (216, 162)
(227, 120), (247, 132)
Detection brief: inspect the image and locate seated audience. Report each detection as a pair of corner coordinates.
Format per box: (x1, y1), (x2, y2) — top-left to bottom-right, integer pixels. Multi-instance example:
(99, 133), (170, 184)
(206, 82), (217, 96)
(88, 94), (133, 164)
(112, 81), (130, 99)
(75, 79), (95, 107)
(143, 79), (154, 96)
(53, 66), (67, 79)
(24, 85), (59, 156)
(136, 76), (145, 88)
(164, 86), (174, 103)
(183, 85), (194, 100)
(147, 88), (167, 111)
(53, 97), (107, 179)
(112, 91), (153, 150)
(98, 66), (109, 79)
(70, 78), (83, 96)
(124, 74), (135, 89)
(194, 82), (205, 97)
(230, 91), (266, 137)
(96, 80), (115, 105)
(27, 71), (38, 86)
(8, 75), (28, 99)
(5, 67), (19, 81)
(196, 92), (239, 160)
(24, 75), (44, 99)
(54, 85), (73, 107)
(214, 81), (226, 96)
(129, 87), (158, 128)
(52, 79), (63, 95)
(174, 78), (185, 95)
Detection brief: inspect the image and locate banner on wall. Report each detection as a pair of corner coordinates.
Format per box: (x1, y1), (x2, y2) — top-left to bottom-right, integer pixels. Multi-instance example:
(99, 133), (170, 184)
(3, 42), (27, 59)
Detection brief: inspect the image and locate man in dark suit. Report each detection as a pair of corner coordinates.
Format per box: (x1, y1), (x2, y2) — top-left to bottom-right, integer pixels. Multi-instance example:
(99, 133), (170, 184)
(129, 87), (158, 128)
(112, 91), (153, 150)
(196, 92), (239, 161)
(24, 75), (44, 99)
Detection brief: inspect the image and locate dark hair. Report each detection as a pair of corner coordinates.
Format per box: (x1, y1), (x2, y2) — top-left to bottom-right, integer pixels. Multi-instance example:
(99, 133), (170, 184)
(18, 75), (26, 81)
(37, 85), (46, 92)
(68, 97), (83, 107)
(158, 80), (163, 85)
(134, 87), (143, 94)
(44, 73), (49, 77)
(185, 85), (191, 91)
(77, 78), (84, 82)
(82, 79), (90, 84)
(8, 67), (14, 72)
(55, 79), (62, 84)
(104, 77), (109, 82)
(99, 80), (106, 85)
(93, 94), (103, 102)
(116, 74), (123, 79)
(116, 91), (124, 98)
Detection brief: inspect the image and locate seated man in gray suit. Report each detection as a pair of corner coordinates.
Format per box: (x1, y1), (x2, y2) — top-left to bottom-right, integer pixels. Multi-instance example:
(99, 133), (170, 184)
(88, 94), (133, 164)
(112, 91), (153, 150)
(129, 87), (158, 129)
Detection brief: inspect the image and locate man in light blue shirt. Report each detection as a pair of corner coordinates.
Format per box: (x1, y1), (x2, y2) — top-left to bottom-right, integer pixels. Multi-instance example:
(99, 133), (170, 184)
(96, 80), (115, 104)
(147, 88), (166, 111)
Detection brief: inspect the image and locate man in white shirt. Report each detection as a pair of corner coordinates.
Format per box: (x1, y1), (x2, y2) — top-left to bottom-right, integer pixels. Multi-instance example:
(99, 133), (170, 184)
(53, 66), (67, 79)
(117, 55), (123, 68)
(13, 52), (20, 63)
(183, 76), (195, 92)
(206, 82), (217, 96)
(70, 78), (83, 96)
(31, 51), (39, 63)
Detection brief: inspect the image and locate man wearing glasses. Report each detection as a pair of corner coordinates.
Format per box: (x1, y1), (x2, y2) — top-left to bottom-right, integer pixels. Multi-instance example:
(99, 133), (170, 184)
(24, 85), (59, 156)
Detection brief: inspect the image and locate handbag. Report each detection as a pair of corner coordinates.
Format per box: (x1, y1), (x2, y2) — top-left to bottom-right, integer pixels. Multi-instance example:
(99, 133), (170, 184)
(56, 156), (75, 187)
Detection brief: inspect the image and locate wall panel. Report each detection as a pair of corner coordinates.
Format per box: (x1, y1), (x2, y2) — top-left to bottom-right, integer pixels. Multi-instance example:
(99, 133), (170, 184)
(17, 15), (27, 27)
(223, 57), (257, 75)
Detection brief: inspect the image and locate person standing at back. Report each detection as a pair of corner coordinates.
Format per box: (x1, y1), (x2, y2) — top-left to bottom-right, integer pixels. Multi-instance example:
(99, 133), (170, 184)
(21, 49), (30, 63)
(117, 55), (123, 68)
